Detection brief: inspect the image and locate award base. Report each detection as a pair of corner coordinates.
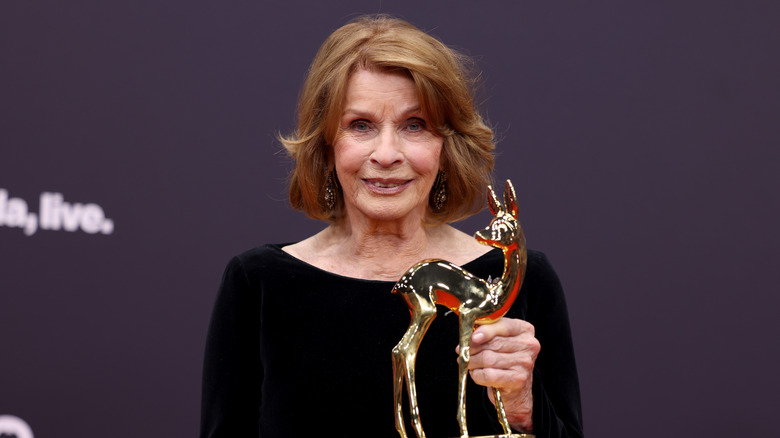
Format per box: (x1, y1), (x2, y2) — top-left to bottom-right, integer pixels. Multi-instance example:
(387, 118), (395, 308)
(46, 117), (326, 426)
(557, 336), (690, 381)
(453, 435), (534, 438)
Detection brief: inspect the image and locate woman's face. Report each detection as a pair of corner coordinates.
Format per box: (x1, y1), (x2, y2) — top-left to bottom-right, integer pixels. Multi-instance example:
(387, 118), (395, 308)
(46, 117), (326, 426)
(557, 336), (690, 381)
(332, 68), (444, 225)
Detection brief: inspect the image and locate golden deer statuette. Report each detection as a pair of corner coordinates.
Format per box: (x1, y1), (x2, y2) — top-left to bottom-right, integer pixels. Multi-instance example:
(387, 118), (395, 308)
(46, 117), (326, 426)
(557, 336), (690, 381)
(391, 180), (532, 438)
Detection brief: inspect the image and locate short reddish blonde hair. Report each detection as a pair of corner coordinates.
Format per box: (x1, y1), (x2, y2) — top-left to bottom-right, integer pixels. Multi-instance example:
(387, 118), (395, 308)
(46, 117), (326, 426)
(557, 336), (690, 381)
(281, 14), (495, 224)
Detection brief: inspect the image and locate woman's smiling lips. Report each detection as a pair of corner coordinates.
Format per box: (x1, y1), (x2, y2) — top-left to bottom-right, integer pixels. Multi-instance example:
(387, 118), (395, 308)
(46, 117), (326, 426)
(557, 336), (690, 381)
(362, 178), (412, 194)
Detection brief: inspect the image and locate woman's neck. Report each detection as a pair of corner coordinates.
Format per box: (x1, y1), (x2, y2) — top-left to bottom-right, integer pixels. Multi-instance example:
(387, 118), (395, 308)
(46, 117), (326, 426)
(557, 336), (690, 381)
(283, 213), (490, 282)
(322, 216), (439, 280)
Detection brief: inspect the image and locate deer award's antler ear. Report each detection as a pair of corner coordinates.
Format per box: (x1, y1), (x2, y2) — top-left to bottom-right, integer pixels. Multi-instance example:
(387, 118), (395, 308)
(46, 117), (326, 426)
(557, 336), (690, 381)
(487, 184), (501, 215)
(504, 180), (518, 218)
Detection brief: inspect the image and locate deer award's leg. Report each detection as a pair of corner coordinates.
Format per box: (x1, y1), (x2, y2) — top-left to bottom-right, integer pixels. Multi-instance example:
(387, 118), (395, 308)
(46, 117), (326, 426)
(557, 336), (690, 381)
(394, 295), (437, 438)
(407, 311), (436, 438)
(493, 387), (512, 435)
(392, 344), (409, 438)
(456, 311), (478, 438)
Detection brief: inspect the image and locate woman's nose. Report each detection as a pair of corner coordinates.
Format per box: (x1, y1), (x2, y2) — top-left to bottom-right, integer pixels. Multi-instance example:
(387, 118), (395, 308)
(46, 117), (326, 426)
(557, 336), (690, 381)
(369, 130), (404, 167)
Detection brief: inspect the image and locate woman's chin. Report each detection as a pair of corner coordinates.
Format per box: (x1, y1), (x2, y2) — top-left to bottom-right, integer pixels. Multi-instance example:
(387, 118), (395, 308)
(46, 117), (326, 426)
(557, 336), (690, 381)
(347, 200), (428, 224)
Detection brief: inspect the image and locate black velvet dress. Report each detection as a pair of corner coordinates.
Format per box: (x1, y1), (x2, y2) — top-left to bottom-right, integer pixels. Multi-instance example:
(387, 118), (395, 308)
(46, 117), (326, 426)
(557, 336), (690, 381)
(200, 244), (583, 438)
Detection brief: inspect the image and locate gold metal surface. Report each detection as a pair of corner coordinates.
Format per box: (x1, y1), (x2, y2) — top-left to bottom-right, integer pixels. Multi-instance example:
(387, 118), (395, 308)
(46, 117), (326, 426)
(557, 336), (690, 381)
(392, 180), (532, 438)
(464, 435), (533, 438)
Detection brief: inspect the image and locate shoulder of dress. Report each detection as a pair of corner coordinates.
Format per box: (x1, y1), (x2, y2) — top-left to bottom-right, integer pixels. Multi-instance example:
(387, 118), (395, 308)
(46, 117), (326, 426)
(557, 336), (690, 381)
(525, 248), (548, 266)
(524, 249), (560, 281)
(471, 247), (546, 266)
(224, 243), (293, 271)
(233, 242), (297, 259)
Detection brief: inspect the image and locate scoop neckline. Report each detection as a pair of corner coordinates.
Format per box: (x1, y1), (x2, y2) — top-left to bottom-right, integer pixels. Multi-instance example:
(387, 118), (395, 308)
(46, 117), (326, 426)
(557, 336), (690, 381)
(270, 242), (500, 285)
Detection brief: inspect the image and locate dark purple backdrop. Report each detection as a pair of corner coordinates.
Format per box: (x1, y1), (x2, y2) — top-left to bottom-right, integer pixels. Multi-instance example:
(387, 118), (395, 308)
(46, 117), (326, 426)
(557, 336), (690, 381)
(2, 1), (778, 437)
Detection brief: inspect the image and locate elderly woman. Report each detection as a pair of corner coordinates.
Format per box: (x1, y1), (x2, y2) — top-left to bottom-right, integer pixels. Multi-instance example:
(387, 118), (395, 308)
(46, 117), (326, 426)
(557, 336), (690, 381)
(200, 15), (582, 438)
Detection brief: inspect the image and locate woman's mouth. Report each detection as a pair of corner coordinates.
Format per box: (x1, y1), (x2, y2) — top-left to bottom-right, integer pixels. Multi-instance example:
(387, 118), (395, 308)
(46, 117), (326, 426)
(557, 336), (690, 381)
(363, 179), (411, 192)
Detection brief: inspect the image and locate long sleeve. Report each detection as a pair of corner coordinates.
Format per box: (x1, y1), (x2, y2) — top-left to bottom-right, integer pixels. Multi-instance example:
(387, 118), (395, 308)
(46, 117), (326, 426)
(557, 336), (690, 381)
(473, 250), (583, 438)
(524, 251), (584, 438)
(200, 256), (263, 438)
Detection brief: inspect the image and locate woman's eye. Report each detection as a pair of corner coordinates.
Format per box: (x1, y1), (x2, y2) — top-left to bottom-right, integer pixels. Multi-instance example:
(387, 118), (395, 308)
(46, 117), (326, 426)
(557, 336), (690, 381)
(407, 118), (426, 131)
(349, 120), (370, 131)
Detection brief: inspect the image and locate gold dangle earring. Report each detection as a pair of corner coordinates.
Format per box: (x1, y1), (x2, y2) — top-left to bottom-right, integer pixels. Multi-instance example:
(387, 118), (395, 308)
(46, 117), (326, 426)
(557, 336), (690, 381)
(324, 170), (337, 211)
(430, 170), (447, 212)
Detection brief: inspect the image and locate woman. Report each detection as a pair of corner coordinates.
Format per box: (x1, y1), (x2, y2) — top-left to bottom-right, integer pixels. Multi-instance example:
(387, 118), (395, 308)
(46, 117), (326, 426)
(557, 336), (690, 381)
(201, 15), (583, 438)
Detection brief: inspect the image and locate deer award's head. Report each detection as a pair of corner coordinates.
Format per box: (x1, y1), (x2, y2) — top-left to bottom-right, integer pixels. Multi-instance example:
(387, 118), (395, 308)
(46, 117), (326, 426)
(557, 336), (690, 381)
(475, 180), (524, 251)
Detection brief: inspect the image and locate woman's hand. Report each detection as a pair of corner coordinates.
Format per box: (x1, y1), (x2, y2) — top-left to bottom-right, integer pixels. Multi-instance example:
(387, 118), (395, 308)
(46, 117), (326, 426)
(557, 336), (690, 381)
(465, 317), (540, 433)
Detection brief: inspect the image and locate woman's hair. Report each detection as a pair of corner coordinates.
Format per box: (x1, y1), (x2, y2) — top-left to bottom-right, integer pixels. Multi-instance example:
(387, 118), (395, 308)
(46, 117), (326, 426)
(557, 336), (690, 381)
(280, 14), (495, 224)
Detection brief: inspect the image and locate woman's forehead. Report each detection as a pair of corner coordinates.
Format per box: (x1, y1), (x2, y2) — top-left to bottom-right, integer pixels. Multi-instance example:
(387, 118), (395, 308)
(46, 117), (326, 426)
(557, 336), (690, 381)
(340, 69), (423, 117)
